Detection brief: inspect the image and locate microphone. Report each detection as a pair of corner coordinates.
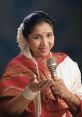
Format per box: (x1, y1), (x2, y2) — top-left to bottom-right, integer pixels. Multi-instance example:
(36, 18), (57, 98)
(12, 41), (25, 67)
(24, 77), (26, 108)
(47, 57), (58, 100)
(47, 57), (57, 80)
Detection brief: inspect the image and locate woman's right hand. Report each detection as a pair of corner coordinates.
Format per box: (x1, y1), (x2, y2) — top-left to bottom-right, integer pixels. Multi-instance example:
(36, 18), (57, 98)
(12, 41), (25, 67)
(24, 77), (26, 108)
(29, 78), (52, 92)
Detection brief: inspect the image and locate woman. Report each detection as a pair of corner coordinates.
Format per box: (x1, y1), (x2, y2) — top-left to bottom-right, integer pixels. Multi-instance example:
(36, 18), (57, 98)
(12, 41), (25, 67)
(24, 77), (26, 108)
(0, 11), (82, 117)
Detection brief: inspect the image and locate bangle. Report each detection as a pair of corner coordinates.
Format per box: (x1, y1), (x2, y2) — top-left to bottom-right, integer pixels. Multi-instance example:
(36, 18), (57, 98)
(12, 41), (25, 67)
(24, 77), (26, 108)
(22, 86), (38, 100)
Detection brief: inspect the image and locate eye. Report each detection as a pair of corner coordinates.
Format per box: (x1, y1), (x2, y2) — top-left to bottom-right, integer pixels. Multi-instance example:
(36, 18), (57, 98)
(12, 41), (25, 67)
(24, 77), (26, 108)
(47, 33), (53, 38)
(33, 36), (39, 39)
(32, 35), (42, 40)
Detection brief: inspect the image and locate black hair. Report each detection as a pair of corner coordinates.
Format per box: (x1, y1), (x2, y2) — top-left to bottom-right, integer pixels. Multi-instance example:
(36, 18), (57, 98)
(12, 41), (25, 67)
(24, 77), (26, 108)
(22, 11), (55, 39)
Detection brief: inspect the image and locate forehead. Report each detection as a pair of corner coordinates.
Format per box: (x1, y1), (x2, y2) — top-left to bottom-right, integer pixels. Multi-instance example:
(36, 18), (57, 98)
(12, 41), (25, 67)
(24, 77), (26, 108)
(31, 22), (53, 34)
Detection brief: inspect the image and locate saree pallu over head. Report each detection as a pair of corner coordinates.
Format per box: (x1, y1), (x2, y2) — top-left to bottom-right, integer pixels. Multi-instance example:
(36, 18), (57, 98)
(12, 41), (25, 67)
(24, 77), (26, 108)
(0, 52), (72, 117)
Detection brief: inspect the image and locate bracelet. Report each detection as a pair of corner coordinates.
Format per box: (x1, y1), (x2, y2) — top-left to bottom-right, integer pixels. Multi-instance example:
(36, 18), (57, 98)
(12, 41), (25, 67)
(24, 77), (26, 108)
(22, 86), (38, 101)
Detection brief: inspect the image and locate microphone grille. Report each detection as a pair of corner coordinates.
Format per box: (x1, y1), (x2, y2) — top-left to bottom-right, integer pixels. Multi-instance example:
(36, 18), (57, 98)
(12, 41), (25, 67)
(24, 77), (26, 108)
(47, 57), (57, 66)
(47, 57), (57, 78)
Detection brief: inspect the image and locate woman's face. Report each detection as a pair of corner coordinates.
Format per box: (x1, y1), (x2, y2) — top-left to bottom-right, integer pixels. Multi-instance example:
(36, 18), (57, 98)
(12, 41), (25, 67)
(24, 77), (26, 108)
(27, 22), (55, 58)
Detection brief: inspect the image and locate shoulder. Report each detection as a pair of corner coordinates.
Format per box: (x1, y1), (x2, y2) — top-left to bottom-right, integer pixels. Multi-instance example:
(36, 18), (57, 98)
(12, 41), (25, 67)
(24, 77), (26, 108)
(1, 54), (27, 79)
(53, 52), (80, 71)
(8, 54), (25, 65)
(2, 54), (24, 72)
(52, 52), (68, 64)
(54, 52), (67, 58)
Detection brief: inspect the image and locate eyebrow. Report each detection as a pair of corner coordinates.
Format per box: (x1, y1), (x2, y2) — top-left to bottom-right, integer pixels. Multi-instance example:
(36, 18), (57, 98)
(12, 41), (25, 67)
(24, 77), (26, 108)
(32, 32), (53, 36)
(31, 34), (41, 38)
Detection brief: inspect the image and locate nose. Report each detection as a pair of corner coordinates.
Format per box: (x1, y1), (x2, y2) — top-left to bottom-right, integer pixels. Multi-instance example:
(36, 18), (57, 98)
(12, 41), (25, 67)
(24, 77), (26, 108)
(40, 37), (48, 46)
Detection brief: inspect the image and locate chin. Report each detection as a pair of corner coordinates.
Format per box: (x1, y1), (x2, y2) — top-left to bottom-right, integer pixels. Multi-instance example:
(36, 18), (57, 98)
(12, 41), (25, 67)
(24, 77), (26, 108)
(40, 52), (49, 57)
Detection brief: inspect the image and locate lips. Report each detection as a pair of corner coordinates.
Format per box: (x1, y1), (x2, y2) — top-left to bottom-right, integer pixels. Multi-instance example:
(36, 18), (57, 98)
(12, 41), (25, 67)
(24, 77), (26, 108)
(39, 47), (49, 52)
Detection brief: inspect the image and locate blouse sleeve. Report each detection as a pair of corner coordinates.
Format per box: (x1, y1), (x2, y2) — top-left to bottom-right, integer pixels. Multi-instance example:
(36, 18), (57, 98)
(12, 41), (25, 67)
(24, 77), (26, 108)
(71, 62), (82, 99)
(71, 62), (82, 116)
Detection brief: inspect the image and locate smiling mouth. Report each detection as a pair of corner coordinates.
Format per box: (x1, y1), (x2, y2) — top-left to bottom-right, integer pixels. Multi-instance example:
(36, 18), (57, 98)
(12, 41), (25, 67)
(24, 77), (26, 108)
(39, 48), (49, 52)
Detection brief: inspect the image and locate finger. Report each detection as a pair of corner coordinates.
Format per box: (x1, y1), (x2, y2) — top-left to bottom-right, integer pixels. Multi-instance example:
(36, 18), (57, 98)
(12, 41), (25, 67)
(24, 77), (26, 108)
(40, 73), (47, 80)
(30, 76), (38, 83)
(53, 77), (63, 82)
(51, 79), (64, 86)
(51, 82), (61, 88)
(41, 81), (52, 90)
(37, 80), (52, 90)
(37, 79), (50, 87)
(53, 90), (60, 96)
(51, 85), (60, 93)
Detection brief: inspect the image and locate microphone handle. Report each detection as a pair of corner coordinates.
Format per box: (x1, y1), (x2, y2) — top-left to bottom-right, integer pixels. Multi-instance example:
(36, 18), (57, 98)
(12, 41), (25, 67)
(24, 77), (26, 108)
(51, 71), (58, 100)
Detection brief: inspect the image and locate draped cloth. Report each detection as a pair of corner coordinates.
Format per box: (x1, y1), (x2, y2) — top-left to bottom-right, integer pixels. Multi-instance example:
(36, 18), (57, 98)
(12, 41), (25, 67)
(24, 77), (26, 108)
(0, 52), (82, 117)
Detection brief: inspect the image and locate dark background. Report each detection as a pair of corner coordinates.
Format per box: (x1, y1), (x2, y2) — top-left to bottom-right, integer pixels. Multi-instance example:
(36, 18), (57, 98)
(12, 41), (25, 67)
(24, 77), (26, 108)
(0, 0), (81, 77)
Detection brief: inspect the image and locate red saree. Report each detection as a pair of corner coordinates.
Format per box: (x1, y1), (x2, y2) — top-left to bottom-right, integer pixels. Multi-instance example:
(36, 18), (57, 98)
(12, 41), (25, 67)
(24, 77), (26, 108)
(0, 52), (81, 117)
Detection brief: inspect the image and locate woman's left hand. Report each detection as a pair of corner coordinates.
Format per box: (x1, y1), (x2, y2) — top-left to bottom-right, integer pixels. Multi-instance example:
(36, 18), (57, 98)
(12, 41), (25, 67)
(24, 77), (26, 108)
(51, 77), (71, 100)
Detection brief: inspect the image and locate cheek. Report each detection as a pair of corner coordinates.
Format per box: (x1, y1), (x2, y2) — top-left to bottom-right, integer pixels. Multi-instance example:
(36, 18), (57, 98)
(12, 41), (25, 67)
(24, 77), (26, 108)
(49, 38), (54, 46)
(29, 41), (39, 50)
